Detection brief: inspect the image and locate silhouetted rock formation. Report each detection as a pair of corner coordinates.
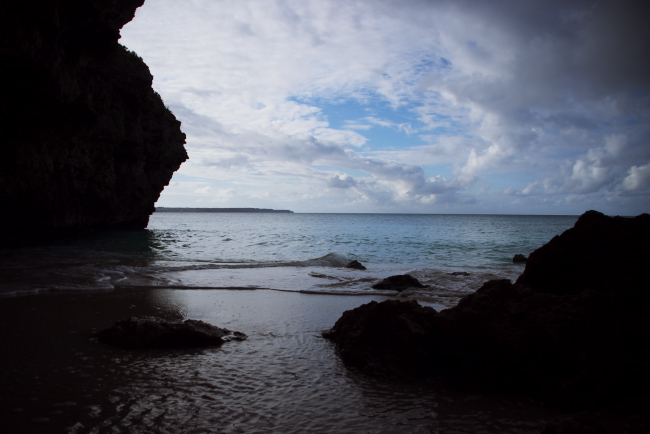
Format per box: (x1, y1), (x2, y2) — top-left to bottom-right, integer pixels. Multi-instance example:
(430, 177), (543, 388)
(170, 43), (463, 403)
(96, 317), (246, 349)
(0, 0), (188, 245)
(322, 300), (437, 379)
(434, 278), (650, 407)
(345, 260), (366, 270)
(325, 211), (650, 407)
(516, 210), (650, 295)
(512, 254), (527, 263)
(371, 274), (427, 291)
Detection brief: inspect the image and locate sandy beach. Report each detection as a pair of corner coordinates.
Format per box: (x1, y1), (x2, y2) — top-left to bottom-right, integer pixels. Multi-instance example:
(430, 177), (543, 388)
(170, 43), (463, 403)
(1, 288), (648, 434)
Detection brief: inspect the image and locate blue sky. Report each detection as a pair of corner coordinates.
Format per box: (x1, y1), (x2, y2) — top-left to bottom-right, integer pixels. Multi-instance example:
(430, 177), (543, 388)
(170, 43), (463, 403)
(120, 0), (650, 215)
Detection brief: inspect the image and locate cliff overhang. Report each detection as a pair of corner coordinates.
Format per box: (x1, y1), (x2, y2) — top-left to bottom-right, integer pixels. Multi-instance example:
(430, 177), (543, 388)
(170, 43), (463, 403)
(0, 0), (188, 245)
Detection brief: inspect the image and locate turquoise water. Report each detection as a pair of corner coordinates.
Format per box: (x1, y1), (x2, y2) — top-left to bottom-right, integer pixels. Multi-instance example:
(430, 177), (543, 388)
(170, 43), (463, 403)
(0, 213), (577, 306)
(146, 213), (576, 268)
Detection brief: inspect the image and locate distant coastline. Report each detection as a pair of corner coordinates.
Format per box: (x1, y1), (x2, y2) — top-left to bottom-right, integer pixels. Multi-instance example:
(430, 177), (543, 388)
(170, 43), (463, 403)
(155, 207), (294, 213)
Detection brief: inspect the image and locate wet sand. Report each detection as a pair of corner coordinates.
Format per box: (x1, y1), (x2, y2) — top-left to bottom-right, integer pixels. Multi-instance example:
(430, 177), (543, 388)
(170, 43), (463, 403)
(1, 288), (648, 433)
(0, 288), (182, 433)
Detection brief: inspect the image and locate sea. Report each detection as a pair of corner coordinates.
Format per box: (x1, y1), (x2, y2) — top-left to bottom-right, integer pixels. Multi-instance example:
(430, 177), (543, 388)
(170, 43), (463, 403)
(7, 212), (645, 434)
(0, 213), (578, 306)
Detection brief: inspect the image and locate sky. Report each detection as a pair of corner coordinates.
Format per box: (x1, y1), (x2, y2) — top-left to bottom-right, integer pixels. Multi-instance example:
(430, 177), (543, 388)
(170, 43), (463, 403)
(120, 0), (650, 215)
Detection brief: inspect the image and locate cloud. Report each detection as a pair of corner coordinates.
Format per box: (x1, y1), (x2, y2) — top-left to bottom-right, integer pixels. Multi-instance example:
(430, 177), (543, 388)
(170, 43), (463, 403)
(365, 116), (416, 134)
(342, 121), (372, 131)
(211, 188), (237, 202)
(194, 186), (214, 194)
(202, 154), (250, 169)
(327, 175), (357, 189)
(119, 0), (650, 214)
(414, 0), (650, 191)
(189, 185), (237, 201)
(622, 163), (650, 191)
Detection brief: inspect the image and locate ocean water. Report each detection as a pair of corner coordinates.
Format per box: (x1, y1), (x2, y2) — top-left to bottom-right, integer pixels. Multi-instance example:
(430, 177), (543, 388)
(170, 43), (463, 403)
(0, 213), (578, 308)
(3, 213), (648, 433)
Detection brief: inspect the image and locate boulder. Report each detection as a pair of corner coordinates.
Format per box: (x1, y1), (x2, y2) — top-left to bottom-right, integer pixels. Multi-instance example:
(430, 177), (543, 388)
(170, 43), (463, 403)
(96, 317), (246, 349)
(512, 254), (527, 263)
(371, 274), (428, 291)
(433, 278), (650, 406)
(516, 210), (650, 295)
(345, 260), (367, 270)
(325, 211), (650, 407)
(323, 300), (438, 379)
(0, 0), (188, 246)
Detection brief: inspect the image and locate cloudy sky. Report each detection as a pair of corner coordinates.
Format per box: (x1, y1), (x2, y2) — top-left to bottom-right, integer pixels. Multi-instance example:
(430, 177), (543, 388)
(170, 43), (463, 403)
(120, 0), (650, 215)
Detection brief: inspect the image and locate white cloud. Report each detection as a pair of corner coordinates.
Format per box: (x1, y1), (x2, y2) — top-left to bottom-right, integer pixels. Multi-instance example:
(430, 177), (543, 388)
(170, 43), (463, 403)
(622, 163), (650, 191)
(342, 122), (372, 131)
(194, 186), (214, 195)
(120, 0), (650, 214)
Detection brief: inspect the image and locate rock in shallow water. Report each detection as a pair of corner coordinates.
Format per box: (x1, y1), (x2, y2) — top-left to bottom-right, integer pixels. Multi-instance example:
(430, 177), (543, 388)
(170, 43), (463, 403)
(96, 317), (247, 349)
(345, 260), (367, 270)
(325, 210), (650, 407)
(512, 254), (527, 263)
(371, 274), (427, 291)
(323, 300), (438, 379)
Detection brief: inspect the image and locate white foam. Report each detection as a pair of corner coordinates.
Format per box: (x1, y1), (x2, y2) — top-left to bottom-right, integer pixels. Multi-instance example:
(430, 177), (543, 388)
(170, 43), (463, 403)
(291, 252), (351, 267)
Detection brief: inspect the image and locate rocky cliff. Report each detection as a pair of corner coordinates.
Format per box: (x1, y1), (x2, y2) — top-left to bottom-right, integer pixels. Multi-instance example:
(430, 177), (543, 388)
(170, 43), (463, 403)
(0, 0), (188, 245)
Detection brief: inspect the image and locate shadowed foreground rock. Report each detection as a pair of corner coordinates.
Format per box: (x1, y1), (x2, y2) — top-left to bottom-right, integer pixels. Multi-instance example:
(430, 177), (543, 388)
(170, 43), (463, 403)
(96, 317), (247, 349)
(325, 210), (650, 407)
(323, 300), (437, 379)
(0, 0), (188, 245)
(371, 274), (427, 291)
(516, 210), (650, 295)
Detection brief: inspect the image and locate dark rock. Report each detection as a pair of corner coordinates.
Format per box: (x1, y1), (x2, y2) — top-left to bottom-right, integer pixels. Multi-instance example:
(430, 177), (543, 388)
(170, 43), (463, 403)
(0, 0), (188, 246)
(326, 211), (650, 407)
(433, 279), (645, 406)
(512, 254), (527, 263)
(541, 411), (605, 434)
(345, 260), (366, 270)
(448, 271), (470, 276)
(371, 274), (428, 291)
(438, 212), (650, 406)
(323, 300), (438, 379)
(96, 317), (246, 349)
(516, 210), (650, 295)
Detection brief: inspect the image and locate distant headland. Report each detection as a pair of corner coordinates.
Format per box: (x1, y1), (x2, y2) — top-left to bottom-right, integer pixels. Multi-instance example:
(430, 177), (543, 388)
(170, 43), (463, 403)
(155, 207), (294, 214)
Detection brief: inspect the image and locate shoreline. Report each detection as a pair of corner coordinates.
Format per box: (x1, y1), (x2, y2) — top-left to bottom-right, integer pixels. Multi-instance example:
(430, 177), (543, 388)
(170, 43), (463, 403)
(0, 262), (523, 312)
